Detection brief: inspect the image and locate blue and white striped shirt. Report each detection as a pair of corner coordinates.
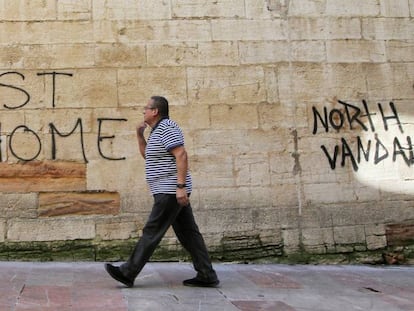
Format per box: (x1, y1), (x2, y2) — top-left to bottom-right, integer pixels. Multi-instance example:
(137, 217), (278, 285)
(145, 118), (192, 195)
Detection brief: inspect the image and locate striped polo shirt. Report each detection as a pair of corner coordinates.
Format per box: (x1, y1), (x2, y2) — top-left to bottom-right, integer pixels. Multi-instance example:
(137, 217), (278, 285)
(145, 118), (192, 195)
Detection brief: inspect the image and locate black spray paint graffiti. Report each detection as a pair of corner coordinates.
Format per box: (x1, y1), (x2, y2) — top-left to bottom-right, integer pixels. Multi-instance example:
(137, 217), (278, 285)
(312, 100), (413, 172)
(0, 71), (127, 163)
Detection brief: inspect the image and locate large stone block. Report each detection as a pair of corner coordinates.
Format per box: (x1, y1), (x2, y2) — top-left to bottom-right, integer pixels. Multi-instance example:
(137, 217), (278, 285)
(245, 0), (286, 19)
(118, 68), (187, 107)
(366, 234), (387, 250)
(172, 0), (245, 18)
(198, 187), (269, 211)
(191, 154), (235, 188)
(278, 63), (325, 101)
(0, 193), (37, 218)
(251, 206), (282, 230)
(302, 227), (335, 253)
(327, 40), (386, 63)
(386, 40), (414, 62)
(365, 224), (387, 250)
(187, 66), (266, 104)
(210, 104), (259, 130)
(0, 70), (47, 110)
(42, 69), (118, 109)
(5, 130), (46, 163)
(95, 43), (146, 67)
(0, 44), (24, 69)
(91, 108), (136, 134)
(239, 41), (289, 64)
(38, 191), (120, 217)
(24, 108), (93, 134)
(264, 68), (279, 103)
(363, 18), (414, 40)
(0, 110), (25, 134)
(114, 20), (211, 43)
(147, 42), (239, 67)
(195, 207), (254, 234)
(333, 225), (366, 245)
(326, 18), (362, 39)
(92, 0), (171, 20)
(211, 20), (287, 41)
(7, 218), (95, 242)
(234, 153), (271, 187)
(289, 0), (327, 16)
(57, 0), (91, 20)
(324, 63), (367, 99)
(260, 101), (307, 129)
(23, 44), (95, 69)
(410, 0), (414, 16)
(0, 21), (94, 45)
(288, 18), (326, 40)
(192, 128), (286, 156)
(303, 182), (358, 204)
(0, 69), (116, 110)
(270, 183), (299, 207)
(364, 63), (414, 100)
(169, 105), (210, 131)
(299, 151), (351, 185)
(386, 221), (414, 246)
(282, 229), (301, 254)
(96, 216), (142, 240)
(291, 40), (326, 62)
(0, 161), (86, 192)
(301, 207), (333, 229)
(380, 0), (410, 17)
(326, 0), (380, 16)
(120, 191), (153, 214)
(1, 0), (57, 21)
(86, 158), (145, 192)
(40, 132), (96, 163)
(269, 150), (297, 184)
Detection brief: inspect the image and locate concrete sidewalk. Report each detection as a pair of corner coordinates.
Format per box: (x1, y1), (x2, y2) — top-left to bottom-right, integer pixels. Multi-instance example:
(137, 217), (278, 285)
(0, 261), (413, 311)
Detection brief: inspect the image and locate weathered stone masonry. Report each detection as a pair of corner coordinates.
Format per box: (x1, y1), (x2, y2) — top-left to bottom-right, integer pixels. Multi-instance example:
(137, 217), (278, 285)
(0, 0), (413, 263)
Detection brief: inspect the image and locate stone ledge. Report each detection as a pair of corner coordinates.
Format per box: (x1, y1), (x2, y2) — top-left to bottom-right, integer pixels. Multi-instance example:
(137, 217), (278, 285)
(0, 161), (86, 192)
(38, 191), (120, 217)
(386, 221), (414, 246)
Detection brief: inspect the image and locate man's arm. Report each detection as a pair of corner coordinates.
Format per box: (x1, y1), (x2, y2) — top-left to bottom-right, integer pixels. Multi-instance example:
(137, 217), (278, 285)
(170, 145), (190, 207)
(136, 122), (147, 159)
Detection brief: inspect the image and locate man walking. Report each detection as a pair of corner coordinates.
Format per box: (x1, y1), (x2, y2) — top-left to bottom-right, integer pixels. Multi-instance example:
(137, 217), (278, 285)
(105, 96), (219, 288)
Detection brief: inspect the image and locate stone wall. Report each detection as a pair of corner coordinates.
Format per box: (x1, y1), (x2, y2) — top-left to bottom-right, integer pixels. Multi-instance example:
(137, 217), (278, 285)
(0, 0), (413, 263)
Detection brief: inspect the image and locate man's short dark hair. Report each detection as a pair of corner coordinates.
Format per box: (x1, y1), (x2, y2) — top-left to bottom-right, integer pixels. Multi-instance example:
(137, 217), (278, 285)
(151, 96), (169, 118)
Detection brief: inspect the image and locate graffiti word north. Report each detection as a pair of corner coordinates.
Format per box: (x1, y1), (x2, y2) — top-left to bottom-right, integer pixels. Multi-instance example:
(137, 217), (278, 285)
(312, 100), (413, 171)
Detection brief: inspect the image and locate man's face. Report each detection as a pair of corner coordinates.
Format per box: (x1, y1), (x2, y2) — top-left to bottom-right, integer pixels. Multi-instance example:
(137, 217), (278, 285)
(143, 99), (157, 123)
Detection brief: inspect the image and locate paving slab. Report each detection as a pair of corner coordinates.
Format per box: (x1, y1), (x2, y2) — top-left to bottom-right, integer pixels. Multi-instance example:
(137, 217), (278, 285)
(0, 262), (413, 311)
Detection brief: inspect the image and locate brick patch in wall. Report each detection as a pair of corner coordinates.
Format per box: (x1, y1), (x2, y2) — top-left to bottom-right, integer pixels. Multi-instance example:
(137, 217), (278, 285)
(385, 221), (414, 246)
(0, 161), (86, 192)
(38, 191), (120, 217)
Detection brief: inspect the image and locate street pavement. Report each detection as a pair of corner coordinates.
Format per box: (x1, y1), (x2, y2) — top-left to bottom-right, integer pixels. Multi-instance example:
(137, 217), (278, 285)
(0, 261), (413, 311)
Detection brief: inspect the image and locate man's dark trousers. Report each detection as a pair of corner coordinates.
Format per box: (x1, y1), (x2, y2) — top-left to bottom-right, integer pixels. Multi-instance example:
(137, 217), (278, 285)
(120, 194), (217, 281)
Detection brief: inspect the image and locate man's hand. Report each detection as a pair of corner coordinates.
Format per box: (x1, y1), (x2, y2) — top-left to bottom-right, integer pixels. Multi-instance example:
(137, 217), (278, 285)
(136, 122), (147, 137)
(176, 188), (189, 207)
(136, 122), (148, 159)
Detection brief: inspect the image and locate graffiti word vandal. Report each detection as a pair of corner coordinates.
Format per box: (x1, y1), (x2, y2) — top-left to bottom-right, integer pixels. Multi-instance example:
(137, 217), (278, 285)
(0, 71), (127, 163)
(312, 100), (413, 171)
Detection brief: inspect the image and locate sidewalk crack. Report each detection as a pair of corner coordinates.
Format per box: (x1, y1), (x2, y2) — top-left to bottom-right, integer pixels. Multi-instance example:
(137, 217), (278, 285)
(15, 283), (26, 306)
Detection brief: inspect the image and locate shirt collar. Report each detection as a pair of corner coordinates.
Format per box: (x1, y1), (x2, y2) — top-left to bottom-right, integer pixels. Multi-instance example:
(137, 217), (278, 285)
(151, 116), (169, 133)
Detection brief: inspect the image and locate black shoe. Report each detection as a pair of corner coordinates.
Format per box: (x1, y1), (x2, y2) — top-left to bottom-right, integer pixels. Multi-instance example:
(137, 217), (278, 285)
(183, 277), (220, 288)
(104, 263), (134, 288)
